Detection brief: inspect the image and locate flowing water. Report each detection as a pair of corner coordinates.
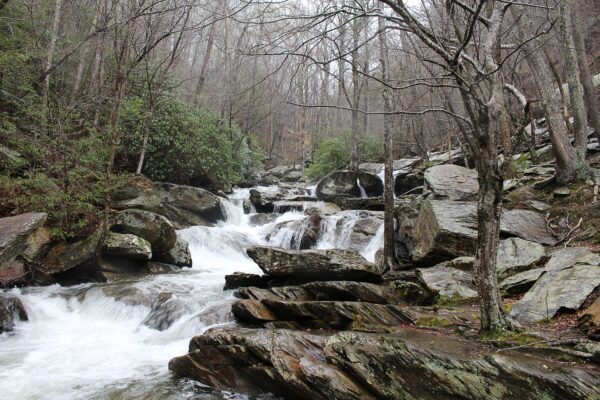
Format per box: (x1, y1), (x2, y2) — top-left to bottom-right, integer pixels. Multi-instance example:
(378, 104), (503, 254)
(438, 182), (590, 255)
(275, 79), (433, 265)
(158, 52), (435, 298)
(0, 188), (383, 400)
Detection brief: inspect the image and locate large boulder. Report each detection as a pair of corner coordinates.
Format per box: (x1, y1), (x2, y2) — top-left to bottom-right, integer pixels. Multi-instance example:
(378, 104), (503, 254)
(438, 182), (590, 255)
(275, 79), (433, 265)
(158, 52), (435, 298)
(423, 164), (478, 200)
(40, 228), (103, 276)
(224, 272), (270, 290)
(169, 326), (600, 400)
(110, 176), (224, 228)
(110, 209), (177, 258)
(412, 200), (557, 265)
(246, 246), (384, 282)
(316, 170), (382, 201)
(0, 212), (50, 285)
(394, 170), (424, 196)
(510, 248), (600, 323)
(499, 268), (545, 295)
(103, 232), (152, 260)
(496, 237), (546, 279)
(0, 293), (28, 333)
(416, 264), (477, 302)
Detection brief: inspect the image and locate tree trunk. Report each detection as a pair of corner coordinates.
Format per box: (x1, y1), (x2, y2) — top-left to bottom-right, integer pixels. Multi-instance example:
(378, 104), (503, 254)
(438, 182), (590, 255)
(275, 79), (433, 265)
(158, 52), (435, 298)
(71, 10), (99, 102)
(560, 0), (589, 158)
(572, 3), (600, 142)
(42, 0), (64, 110)
(350, 15), (360, 170)
(194, 19), (217, 105)
(379, 16), (395, 270)
(523, 35), (588, 183)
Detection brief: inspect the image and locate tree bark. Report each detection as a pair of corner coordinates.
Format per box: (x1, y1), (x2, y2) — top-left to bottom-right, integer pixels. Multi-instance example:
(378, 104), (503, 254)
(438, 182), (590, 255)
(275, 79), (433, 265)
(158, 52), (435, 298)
(194, 19), (217, 105)
(42, 0), (64, 109)
(572, 3), (600, 142)
(378, 15), (395, 270)
(560, 0), (589, 158)
(350, 12), (360, 170)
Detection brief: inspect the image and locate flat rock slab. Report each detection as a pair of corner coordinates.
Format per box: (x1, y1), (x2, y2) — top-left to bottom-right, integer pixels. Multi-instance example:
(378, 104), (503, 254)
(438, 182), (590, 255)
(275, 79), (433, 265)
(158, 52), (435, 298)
(232, 299), (416, 329)
(496, 237), (546, 279)
(499, 268), (546, 295)
(169, 326), (600, 400)
(510, 248), (600, 323)
(246, 246), (384, 282)
(424, 164), (478, 200)
(413, 200), (557, 265)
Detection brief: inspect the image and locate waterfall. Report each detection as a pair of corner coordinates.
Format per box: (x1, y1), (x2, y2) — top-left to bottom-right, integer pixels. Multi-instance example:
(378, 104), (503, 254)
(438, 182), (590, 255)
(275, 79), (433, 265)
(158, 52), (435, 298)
(357, 178), (367, 198)
(361, 223), (384, 263)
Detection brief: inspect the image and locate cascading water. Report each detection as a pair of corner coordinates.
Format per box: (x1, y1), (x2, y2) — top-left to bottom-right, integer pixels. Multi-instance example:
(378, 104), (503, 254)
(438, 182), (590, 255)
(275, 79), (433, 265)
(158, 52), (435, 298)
(0, 187), (383, 400)
(356, 178), (368, 198)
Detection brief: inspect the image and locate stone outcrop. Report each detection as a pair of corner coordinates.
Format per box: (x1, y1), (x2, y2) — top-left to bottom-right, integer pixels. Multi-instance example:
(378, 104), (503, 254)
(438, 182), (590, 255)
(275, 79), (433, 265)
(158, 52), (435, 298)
(499, 268), (545, 295)
(246, 246), (384, 282)
(315, 170), (383, 201)
(416, 264), (477, 302)
(158, 236), (192, 267)
(169, 326), (600, 400)
(0, 212), (50, 285)
(424, 164), (478, 200)
(510, 248), (600, 322)
(495, 237), (546, 279)
(40, 228), (103, 276)
(110, 175), (224, 228)
(223, 272), (269, 290)
(412, 200), (557, 265)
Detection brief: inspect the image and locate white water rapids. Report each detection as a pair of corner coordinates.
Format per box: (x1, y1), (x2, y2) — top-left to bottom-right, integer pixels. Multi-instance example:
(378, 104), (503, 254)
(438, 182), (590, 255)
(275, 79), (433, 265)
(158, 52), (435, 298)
(0, 188), (383, 400)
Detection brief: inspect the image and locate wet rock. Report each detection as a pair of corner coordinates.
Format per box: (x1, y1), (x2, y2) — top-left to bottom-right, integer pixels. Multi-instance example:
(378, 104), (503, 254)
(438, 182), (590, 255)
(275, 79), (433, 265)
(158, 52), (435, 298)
(157, 236), (192, 267)
(0, 293), (28, 333)
(224, 272), (269, 290)
(98, 255), (148, 275)
(170, 326), (600, 400)
(496, 237), (546, 279)
(110, 175), (224, 228)
(110, 209), (177, 258)
(394, 171), (424, 196)
(316, 170), (382, 201)
(499, 268), (545, 295)
(333, 196), (384, 211)
(142, 292), (186, 331)
(249, 189), (275, 213)
(232, 299), (416, 329)
(41, 228), (103, 275)
(146, 261), (179, 274)
(0, 212), (48, 264)
(103, 232), (152, 260)
(394, 196), (424, 259)
(412, 200), (557, 265)
(248, 213), (279, 226)
(423, 164), (478, 200)
(416, 265), (477, 302)
(578, 298), (600, 340)
(237, 286), (312, 302)
(246, 246), (384, 282)
(510, 248), (600, 322)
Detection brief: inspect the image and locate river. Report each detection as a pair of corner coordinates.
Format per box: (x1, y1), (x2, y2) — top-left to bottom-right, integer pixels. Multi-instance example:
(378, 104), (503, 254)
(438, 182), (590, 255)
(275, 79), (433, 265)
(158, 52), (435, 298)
(0, 187), (383, 400)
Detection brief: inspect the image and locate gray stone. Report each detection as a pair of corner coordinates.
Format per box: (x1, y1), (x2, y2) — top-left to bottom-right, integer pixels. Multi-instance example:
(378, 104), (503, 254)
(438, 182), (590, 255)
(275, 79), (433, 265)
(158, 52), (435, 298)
(499, 268), (545, 295)
(111, 209), (177, 258)
(246, 246), (384, 282)
(553, 188), (571, 198)
(412, 200), (557, 265)
(316, 170), (383, 201)
(103, 232), (152, 260)
(394, 170), (424, 196)
(417, 265), (477, 301)
(510, 248), (600, 322)
(423, 164), (478, 200)
(0, 212), (48, 265)
(110, 175), (224, 228)
(496, 237), (546, 279)
(157, 236), (192, 267)
(41, 228), (103, 275)
(224, 273), (270, 290)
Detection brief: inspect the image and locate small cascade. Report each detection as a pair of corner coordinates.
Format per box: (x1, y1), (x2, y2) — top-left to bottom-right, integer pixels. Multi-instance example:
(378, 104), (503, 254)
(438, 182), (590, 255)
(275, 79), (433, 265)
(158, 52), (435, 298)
(357, 178), (368, 198)
(361, 223), (384, 262)
(219, 197), (243, 225)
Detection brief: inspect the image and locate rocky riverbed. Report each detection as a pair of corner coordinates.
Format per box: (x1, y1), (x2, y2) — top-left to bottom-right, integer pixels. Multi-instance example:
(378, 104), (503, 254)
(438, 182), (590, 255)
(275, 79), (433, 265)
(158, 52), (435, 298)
(2, 140), (600, 399)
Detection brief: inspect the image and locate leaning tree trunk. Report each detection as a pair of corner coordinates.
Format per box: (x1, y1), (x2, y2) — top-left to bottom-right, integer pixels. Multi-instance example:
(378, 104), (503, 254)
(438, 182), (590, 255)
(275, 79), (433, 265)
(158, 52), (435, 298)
(560, 0), (589, 159)
(522, 31), (588, 183)
(572, 3), (600, 142)
(379, 16), (396, 270)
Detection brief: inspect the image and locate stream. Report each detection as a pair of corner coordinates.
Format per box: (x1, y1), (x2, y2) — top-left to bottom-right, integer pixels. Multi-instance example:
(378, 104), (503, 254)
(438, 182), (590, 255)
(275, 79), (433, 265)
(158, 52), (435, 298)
(0, 187), (383, 400)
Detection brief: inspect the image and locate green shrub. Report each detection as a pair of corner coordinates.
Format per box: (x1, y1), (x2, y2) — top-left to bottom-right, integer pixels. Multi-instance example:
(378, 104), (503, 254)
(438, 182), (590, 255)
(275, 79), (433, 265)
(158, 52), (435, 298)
(305, 133), (383, 178)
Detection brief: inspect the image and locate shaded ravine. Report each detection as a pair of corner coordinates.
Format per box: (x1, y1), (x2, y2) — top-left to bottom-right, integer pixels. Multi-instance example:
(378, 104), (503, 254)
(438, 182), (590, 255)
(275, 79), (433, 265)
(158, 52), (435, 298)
(0, 188), (383, 400)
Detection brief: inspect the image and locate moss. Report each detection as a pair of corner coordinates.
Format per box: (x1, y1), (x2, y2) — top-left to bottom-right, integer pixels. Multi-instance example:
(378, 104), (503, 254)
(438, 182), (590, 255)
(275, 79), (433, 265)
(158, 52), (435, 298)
(416, 316), (452, 328)
(435, 294), (476, 307)
(481, 330), (541, 346)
